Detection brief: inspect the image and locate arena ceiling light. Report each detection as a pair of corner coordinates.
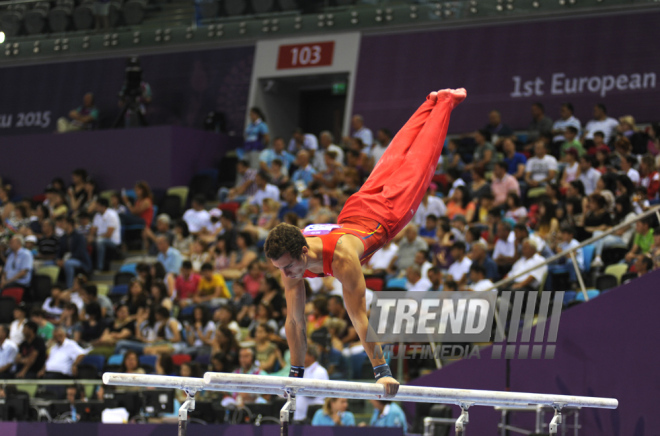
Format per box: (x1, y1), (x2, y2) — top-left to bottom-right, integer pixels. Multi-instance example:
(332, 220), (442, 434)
(0, 32), (5, 44)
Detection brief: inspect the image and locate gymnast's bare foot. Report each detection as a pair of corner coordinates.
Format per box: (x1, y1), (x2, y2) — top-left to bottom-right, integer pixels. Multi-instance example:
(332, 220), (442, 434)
(428, 88), (467, 106)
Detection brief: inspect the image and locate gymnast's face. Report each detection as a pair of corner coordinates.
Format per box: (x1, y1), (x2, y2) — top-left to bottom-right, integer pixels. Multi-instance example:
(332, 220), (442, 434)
(271, 248), (308, 279)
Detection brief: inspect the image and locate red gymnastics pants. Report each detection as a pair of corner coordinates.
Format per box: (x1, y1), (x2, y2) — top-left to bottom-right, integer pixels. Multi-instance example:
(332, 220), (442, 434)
(338, 89), (466, 249)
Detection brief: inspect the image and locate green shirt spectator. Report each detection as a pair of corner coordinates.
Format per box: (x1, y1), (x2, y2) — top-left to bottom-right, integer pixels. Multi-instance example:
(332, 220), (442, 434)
(634, 228), (654, 254)
(561, 139), (585, 158)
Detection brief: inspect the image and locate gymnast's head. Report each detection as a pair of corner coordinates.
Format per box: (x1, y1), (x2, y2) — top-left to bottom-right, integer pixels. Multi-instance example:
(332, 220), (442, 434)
(264, 223), (309, 279)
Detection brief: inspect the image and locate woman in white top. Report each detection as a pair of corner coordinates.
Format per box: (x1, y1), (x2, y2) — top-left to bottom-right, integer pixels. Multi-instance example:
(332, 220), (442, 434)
(144, 306), (185, 355)
(185, 305), (215, 350)
(504, 193), (528, 223)
(561, 148), (580, 189)
(9, 305), (27, 345)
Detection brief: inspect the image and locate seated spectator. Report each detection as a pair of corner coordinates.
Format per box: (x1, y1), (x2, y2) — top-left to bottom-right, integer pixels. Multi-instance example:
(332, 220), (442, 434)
(119, 181), (154, 239)
(244, 107), (270, 168)
(175, 261), (201, 307)
(534, 199), (560, 247)
(189, 239), (211, 272)
(121, 350), (145, 376)
(183, 195), (211, 237)
(445, 186), (475, 221)
(469, 168), (491, 201)
(442, 138), (465, 173)
(278, 186), (308, 221)
(34, 219), (59, 267)
(620, 155), (640, 186)
(219, 232), (258, 280)
(214, 305), (241, 339)
(150, 281), (173, 312)
(640, 154), (660, 202)
(505, 239), (548, 293)
(547, 225), (584, 288)
(504, 193), (527, 223)
(184, 305), (215, 352)
(467, 264), (495, 292)
(1, 235), (33, 290)
(445, 168), (466, 199)
(406, 265), (432, 292)
(560, 126), (585, 160)
(291, 150), (317, 190)
(551, 103), (582, 144)
(289, 128), (319, 154)
(294, 345), (329, 422)
(144, 306), (185, 355)
(31, 308), (54, 341)
(447, 241), (472, 286)
(412, 250), (433, 279)
(110, 193), (128, 215)
(89, 198), (121, 271)
(93, 304), (134, 350)
(15, 321), (47, 379)
(80, 302), (106, 345)
(581, 193), (613, 240)
(156, 235), (183, 275)
(312, 398), (356, 426)
(391, 224), (428, 273)
(304, 193), (333, 225)
(466, 129), (496, 172)
(172, 220), (193, 258)
(9, 305), (27, 346)
(250, 171), (281, 209)
(120, 279), (150, 317)
(57, 93), (99, 133)
(49, 189), (69, 219)
(42, 283), (66, 321)
(528, 102), (553, 144)
(195, 262), (230, 306)
(577, 156), (601, 196)
(144, 214), (173, 256)
(470, 242), (498, 281)
(80, 284), (114, 319)
(220, 160), (257, 203)
(419, 215), (439, 246)
(260, 137), (295, 173)
(254, 323), (284, 373)
(211, 238), (232, 271)
(0, 324), (18, 378)
(625, 218), (654, 263)
(427, 267), (443, 292)
(368, 400), (407, 431)
(594, 146), (611, 174)
(632, 251), (654, 278)
(502, 138), (526, 181)
(43, 327), (87, 378)
(60, 303), (82, 342)
(234, 347), (263, 375)
(484, 109), (514, 143)
(560, 149), (580, 189)
(115, 305), (157, 355)
(414, 188), (447, 228)
(211, 327), (240, 370)
(240, 260), (262, 298)
(583, 103), (619, 144)
(525, 141), (557, 188)
(199, 208), (224, 245)
(492, 161), (521, 207)
(269, 159), (290, 188)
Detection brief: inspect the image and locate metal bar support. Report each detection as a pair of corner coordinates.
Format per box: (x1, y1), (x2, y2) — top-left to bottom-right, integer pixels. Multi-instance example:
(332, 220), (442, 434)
(280, 388), (297, 436)
(455, 402), (473, 436)
(549, 404), (564, 436)
(569, 251), (589, 301)
(178, 389), (197, 436)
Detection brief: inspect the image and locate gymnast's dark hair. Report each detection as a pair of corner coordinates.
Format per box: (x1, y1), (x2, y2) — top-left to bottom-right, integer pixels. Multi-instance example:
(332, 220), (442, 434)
(264, 223), (309, 260)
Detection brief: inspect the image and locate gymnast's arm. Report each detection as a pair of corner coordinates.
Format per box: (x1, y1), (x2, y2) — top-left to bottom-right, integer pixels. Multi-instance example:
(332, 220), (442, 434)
(283, 276), (308, 368)
(333, 248), (400, 397)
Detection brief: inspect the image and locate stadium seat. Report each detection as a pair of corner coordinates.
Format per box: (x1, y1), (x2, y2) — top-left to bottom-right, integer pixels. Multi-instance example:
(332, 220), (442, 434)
(562, 291), (577, 306)
(123, 0), (147, 25)
(1, 287), (24, 304)
(620, 272), (638, 285)
(167, 186), (189, 209)
(160, 195), (183, 220)
(31, 274), (53, 302)
(386, 277), (407, 289)
(99, 190), (116, 201)
(601, 246), (629, 267)
(1, 4), (27, 38)
(224, 0), (248, 15)
(189, 174), (218, 202)
(581, 244), (595, 273)
(48, 0), (74, 32)
(76, 364), (100, 379)
(604, 264), (629, 285)
(109, 284), (129, 303)
(72, 0), (94, 30)
(139, 354), (157, 372)
(119, 263), (138, 274)
(0, 296), (17, 323)
(172, 354), (192, 366)
(365, 276), (384, 292)
(107, 354), (125, 366)
(36, 265), (60, 283)
(195, 354), (211, 366)
(595, 274), (618, 292)
(24, 1), (50, 35)
(81, 354), (106, 375)
(575, 289), (600, 302)
(96, 284), (110, 296)
(114, 271), (135, 286)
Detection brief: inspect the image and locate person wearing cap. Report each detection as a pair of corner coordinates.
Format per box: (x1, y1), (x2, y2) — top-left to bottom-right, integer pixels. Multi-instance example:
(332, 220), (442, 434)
(506, 238), (548, 293)
(199, 208), (224, 245)
(24, 235), (38, 257)
(1, 235), (33, 290)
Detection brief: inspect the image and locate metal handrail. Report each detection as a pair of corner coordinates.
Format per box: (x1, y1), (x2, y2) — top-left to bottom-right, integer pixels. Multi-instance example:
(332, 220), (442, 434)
(1, 379), (101, 384)
(484, 203), (660, 299)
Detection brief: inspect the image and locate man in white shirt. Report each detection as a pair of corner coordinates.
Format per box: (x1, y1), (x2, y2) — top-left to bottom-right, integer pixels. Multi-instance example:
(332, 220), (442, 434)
(249, 170), (280, 207)
(0, 325), (18, 377)
(493, 222), (516, 270)
(621, 155), (640, 185)
(413, 250), (433, 279)
(507, 239), (548, 293)
(371, 128), (392, 165)
(447, 242), (472, 286)
(366, 240), (398, 275)
(551, 103), (582, 143)
(44, 327), (87, 377)
(348, 114), (373, 148)
(583, 103), (619, 144)
(313, 131), (345, 171)
(288, 128), (318, 154)
(90, 198), (121, 271)
(467, 264), (496, 292)
(578, 155), (601, 195)
(294, 345), (329, 421)
(183, 195), (211, 236)
(405, 265), (432, 292)
(525, 141), (558, 188)
(413, 189), (447, 227)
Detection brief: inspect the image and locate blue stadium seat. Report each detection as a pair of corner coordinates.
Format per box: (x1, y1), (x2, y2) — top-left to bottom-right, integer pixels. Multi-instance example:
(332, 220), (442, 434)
(81, 354), (106, 375)
(581, 244), (595, 273)
(119, 263), (137, 274)
(575, 289), (600, 302)
(107, 354), (124, 366)
(563, 291), (577, 305)
(386, 277), (407, 289)
(139, 354), (157, 371)
(110, 284), (129, 296)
